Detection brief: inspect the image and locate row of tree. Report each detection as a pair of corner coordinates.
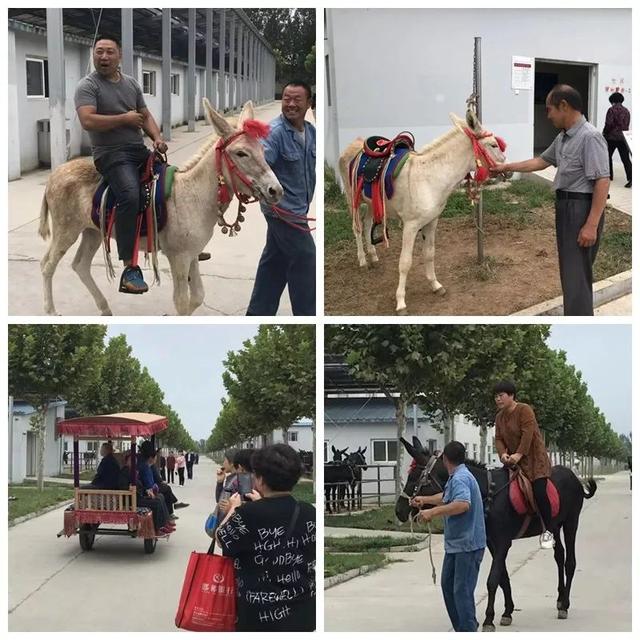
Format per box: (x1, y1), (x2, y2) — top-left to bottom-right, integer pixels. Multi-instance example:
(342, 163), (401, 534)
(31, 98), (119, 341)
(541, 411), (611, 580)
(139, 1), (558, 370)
(8, 325), (196, 490)
(206, 325), (315, 452)
(327, 325), (629, 497)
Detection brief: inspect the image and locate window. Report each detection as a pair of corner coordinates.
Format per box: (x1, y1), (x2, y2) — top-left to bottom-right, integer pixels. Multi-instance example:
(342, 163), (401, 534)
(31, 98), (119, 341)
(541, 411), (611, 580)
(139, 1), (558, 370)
(487, 446), (492, 461)
(171, 73), (180, 95)
(26, 57), (49, 98)
(87, 441), (98, 451)
(427, 439), (438, 454)
(372, 439), (397, 463)
(142, 70), (156, 96)
(464, 442), (470, 454)
(288, 431), (298, 443)
(473, 443), (478, 460)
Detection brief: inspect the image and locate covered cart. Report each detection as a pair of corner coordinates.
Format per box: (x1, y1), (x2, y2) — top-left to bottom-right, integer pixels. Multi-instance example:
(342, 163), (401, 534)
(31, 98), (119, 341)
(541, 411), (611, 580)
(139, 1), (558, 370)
(56, 412), (169, 554)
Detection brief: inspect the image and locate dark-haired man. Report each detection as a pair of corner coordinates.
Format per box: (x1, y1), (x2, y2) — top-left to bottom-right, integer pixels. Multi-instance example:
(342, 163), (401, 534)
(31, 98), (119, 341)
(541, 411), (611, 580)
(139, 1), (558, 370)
(603, 92), (632, 188)
(491, 84), (610, 316)
(74, 36), (170, 295)
(246, 81), (316, 316)
(411, 441), (486, 632)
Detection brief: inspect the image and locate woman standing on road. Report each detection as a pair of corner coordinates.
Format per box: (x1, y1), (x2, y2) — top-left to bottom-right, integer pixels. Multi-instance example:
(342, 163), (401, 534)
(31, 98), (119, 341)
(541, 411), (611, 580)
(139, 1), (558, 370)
(176, 451), (186, 486)
(494, 380), (554, 548)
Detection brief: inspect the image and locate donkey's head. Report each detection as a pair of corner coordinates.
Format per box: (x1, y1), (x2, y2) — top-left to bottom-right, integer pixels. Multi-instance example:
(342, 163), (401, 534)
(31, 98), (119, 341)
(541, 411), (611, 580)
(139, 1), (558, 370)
(331, 445), (349, 462)
(204, 98), (283, 205)
(347, 446), (368, 470)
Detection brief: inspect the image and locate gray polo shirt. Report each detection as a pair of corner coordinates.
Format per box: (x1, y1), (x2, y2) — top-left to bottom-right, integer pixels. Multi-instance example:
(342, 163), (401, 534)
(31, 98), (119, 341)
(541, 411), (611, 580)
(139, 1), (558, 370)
(540, 115), (609, 193)
(74, 70), (147, 160)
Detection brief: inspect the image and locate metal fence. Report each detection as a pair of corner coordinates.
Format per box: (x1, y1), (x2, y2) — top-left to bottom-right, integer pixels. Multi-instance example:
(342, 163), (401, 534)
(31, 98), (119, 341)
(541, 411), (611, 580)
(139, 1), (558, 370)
(324, 464), (397, 513)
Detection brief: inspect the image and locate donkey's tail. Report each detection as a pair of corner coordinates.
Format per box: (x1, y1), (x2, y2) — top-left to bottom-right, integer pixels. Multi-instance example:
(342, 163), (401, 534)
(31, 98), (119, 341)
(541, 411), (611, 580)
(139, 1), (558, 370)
(582, 478), (597, 499)
(38, 192), (50, 240)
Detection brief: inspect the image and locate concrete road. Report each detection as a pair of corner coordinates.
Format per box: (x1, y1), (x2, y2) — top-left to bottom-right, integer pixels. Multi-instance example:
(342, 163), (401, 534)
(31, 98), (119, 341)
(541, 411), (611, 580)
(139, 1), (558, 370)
(8, 101), (316, 316)
(9, 457), (221, 630)
(325, 472), (631, 632)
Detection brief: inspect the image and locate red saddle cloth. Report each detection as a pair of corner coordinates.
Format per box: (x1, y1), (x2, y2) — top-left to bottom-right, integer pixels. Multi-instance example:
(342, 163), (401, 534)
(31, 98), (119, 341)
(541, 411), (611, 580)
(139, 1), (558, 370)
(509, 474), (560, 519)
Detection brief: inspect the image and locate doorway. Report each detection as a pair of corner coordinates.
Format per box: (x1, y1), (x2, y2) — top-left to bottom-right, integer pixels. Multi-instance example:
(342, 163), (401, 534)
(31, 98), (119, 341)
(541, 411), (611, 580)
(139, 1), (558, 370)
(26, 431), (37, 477)
(533, 59), (597, 154)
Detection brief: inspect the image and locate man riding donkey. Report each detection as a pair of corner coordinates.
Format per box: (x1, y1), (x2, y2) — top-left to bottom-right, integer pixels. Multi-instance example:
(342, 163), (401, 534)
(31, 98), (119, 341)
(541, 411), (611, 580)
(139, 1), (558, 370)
(74, 35), (208, 295)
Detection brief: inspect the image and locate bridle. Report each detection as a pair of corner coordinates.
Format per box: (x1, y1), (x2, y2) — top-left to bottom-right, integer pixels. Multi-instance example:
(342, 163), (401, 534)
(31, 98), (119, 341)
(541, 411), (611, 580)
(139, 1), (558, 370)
(215, 121), (270, 237)
(462, 126), (508, 203)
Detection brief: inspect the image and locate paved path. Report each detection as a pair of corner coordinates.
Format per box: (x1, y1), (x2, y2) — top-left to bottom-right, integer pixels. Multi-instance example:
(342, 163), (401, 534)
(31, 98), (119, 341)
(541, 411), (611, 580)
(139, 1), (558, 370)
(8, 101), (316, 316)
(595, 293), (631, 315)
(325, 472), (631, 632)
(9, 457), (219, 631)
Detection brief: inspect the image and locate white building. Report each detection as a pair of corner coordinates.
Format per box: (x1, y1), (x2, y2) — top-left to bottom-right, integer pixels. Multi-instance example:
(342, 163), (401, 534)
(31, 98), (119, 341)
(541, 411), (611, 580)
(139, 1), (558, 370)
(8, 398), (66, 484)
(325, 8), (631, 172)
(237, 418), (315, 454)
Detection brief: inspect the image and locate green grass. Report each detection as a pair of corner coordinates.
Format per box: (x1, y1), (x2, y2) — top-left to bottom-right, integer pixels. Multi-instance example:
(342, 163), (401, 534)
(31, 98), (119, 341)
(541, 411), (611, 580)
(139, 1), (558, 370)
(292, 479), (315, 503)
(55, 471), (95, 481)
(8, 485), (74, 521)
(325, 505), (444, 534)
(325, 551), (389, 578)
(594, 229), (632, 281)
(325, 535), (424, 552)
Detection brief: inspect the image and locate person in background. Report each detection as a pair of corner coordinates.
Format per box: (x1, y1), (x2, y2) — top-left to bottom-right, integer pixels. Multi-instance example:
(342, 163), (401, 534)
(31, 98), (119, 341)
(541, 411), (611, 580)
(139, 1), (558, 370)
(215, 448), (239, 503)
(166, 450), (176, 484)
(186, 451), (195, 480)
(176, 450), (186, 486)
(159, 450), (167, 482)
(603, 91), (632, 188)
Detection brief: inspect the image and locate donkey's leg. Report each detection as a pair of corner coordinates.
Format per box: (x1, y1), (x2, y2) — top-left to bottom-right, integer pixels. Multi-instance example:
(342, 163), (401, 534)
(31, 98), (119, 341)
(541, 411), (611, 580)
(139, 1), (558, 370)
(363, 209), (379, 263)
(421, 218), (446, 295)
(167, 253), (193, 315)
(71, 229), (112, 316)
(552, 528), (567, 617)
(352, 206), (368, 268)
(482, 544), (510, 631)
(559, 518), (579, 618)
(41, 225), (82, 315)
(395, 222), (421, 314)
(187, 258), (205, 314)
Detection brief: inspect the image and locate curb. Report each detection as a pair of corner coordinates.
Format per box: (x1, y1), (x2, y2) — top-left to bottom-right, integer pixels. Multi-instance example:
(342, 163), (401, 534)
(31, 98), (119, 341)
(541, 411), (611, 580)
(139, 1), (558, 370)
(513, 270), (631, 316)
(325, 559), (391, 589)
(9, 498), (73, 528)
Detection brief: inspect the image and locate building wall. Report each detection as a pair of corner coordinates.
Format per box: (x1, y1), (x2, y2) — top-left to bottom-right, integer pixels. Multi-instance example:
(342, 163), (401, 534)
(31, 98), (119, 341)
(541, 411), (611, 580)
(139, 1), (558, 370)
(325, 8), (631, 171)
(272, 424), (314, 452)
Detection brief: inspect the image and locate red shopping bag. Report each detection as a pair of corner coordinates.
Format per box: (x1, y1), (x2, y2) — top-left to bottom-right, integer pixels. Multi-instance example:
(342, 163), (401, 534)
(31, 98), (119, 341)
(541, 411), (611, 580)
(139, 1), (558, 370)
(175, 551), (236, 631)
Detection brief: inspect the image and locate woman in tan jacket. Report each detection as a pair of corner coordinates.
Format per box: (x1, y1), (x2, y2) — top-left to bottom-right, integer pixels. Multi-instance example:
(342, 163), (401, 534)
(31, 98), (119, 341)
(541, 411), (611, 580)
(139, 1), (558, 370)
(493, 380), (554, 548)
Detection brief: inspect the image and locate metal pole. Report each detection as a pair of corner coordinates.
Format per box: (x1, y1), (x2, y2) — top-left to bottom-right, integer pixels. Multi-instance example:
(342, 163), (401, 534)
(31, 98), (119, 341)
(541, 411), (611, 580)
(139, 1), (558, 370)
(161, 9), (171, 141)
(205, 8), (213, 105)
(46, 8), (67, 169)
(217, 9), (226, 111)
(121, 9), (134, 76)
(228, 13), (236, 110)
(187, 8), (196, 132)
(473, 36), (484, 264)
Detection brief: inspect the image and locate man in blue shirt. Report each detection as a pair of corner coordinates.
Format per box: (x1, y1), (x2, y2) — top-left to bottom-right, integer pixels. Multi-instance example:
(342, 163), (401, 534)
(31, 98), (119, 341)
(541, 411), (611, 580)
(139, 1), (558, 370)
(246, 81), (316, 316)
(412, 441), (486, 632)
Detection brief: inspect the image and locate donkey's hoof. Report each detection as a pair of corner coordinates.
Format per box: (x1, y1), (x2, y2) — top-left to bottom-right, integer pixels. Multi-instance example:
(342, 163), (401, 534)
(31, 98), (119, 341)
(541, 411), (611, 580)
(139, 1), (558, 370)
(557, 610), (568, 620)
(434, 286), (447, 297)
(500, 616), (512, 626)
(396, 307), (408, 316)
(100, 309), (113, 316)
(482, 624), (496, 632)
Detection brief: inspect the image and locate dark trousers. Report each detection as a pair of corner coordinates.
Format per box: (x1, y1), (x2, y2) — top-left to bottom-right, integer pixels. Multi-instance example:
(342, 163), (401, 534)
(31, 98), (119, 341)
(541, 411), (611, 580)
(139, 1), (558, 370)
(178, 467), (185, 486)
(246, 215), (316, 316)
(441, 549), (484, 632)
(186, 463), (194, 480)
(160, 467), (166, 482)
(555, 198), (604, 316)
(607, 139), (632, 182)
(533, 477), (553, 530)
(167, 468), (175, 483)
(158, 483), (177, 514)
(137, 493), (169, 530)
(94, 146), (151, 262)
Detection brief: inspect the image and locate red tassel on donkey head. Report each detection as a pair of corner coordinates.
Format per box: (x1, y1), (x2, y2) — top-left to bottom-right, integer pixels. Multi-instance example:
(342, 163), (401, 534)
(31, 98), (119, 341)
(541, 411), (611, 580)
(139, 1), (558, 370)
(242, 119), (270, 139)
(496, 136), (507, 153)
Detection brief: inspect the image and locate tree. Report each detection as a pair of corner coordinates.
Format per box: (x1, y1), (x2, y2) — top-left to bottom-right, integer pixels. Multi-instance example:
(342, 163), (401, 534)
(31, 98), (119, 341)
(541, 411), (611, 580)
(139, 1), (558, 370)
(9, 325), (106, 490)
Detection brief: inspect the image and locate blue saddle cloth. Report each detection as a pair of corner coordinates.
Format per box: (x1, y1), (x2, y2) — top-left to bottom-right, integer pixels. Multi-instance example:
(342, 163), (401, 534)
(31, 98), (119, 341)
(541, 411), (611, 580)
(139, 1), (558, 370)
(90, 160), (170, 235)
(355, 147), (412, 201)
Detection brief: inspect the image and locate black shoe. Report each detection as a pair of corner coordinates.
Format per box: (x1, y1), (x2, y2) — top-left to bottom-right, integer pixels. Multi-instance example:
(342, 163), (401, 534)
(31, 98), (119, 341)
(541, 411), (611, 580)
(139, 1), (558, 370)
(625, 181), (632, 188)
(198, 252), (211, 261)
(174, 502), (190, 509)
(119, 266), (148, 294)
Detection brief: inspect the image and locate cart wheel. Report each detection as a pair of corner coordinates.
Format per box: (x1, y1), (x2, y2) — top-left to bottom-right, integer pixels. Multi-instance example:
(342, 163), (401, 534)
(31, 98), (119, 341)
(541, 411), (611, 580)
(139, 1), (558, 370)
(79, 524), (96, 551)
(144, 537), (157, 554)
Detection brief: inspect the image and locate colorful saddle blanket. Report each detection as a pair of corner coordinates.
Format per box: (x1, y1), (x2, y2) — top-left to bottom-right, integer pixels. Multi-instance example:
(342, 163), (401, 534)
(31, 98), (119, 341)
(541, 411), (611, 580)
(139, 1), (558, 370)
(509, 471), (560, 518)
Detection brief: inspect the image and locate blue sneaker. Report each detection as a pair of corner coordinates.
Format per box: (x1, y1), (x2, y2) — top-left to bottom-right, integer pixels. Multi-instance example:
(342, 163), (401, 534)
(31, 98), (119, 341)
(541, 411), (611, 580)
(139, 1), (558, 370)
(119, 266), (148, 294)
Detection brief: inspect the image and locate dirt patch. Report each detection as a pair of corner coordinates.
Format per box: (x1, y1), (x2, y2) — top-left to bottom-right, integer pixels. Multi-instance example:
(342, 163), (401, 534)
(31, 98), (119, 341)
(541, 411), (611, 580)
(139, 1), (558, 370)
(324, 207), (631, 316)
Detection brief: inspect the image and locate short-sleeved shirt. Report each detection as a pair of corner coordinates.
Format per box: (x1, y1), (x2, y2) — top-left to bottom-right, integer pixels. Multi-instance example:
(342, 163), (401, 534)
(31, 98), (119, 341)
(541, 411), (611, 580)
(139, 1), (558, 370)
(540, 115), (610, 193)
(260, 113), (316, 218)
(217, 496), (316, 630)
(74, 71), (147, 160)
(442, 464), (486, 554)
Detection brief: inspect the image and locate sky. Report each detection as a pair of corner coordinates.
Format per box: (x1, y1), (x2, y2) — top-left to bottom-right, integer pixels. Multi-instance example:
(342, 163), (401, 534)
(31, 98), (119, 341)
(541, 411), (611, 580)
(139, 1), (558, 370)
(105, 325), (260, 442)
(547, 324), (631, 436)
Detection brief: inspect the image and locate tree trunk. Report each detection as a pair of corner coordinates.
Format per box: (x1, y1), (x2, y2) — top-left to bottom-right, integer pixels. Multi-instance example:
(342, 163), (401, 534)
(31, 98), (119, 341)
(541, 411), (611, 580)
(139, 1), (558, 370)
(395, 398), (406, 501)
(281, 426), (289, 444)
(311, 417), (316, 494)
(479, 425), (487, 464)
(34, 405), (48, 492)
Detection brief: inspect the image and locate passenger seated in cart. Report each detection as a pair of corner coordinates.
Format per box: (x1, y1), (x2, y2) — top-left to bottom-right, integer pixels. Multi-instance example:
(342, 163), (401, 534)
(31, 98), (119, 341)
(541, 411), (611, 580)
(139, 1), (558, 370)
(86, 442), (120, 489)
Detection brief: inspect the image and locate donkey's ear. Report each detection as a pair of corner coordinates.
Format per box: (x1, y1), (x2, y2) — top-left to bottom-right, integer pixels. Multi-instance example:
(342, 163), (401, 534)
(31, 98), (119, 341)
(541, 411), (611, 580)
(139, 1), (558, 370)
(237, 100), (255, 128)
(465, 108), (482, 134)
(204, 97), (233, 138)
(361, 446), (367, 454)
(411, 436), (423, 451)
(400, 437), (416, 458)
(331, 445), (336, 453)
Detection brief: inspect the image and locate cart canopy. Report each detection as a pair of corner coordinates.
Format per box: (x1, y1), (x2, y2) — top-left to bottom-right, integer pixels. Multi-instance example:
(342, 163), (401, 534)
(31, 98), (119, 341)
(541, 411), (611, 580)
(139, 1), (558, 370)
(57, 413), (168, 438)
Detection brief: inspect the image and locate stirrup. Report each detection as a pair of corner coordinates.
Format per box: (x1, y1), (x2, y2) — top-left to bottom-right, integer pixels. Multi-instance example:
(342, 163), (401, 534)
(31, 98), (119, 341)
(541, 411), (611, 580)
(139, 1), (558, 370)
(370, 222), (387, 246)
(540, 530), (555, 549)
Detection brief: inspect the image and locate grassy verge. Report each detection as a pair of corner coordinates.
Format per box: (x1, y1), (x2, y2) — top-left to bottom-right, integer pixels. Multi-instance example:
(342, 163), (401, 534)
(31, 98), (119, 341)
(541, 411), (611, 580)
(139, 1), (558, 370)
(325, 535), (424, 552)
(594, 229), (632, 281)
(325, 551), (389, 578)
(292, 479), (314, 503)
(325, 505), (444, 534)
(8, 485), (74, 521)
(55, 471), (95, 481)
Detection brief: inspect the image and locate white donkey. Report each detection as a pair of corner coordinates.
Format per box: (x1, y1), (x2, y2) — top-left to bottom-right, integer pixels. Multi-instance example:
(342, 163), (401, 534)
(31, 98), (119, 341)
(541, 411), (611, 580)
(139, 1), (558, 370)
(39, 99), (282, 316)
(339, 109), (507, 314)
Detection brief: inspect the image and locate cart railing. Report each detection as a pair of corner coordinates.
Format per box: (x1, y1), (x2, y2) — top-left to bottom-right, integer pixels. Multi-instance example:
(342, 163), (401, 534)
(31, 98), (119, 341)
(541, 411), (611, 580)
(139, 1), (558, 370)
(75, 488), (137, 512)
